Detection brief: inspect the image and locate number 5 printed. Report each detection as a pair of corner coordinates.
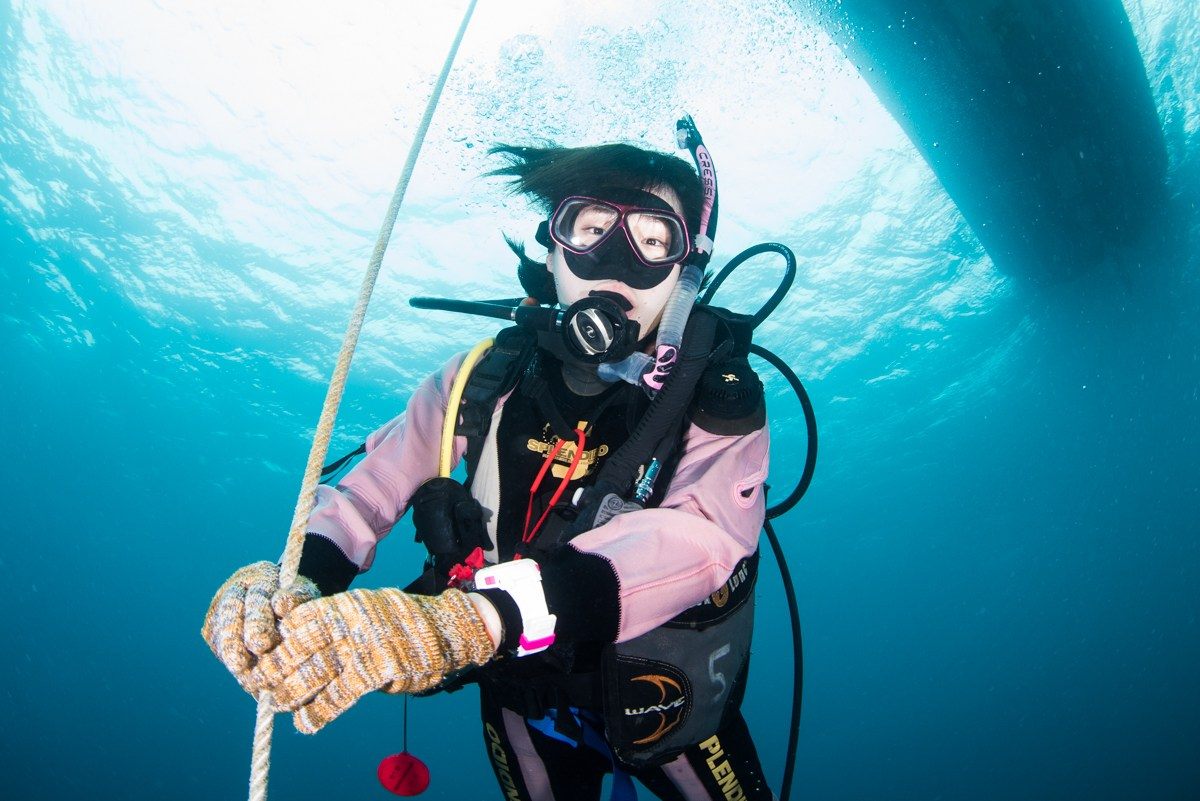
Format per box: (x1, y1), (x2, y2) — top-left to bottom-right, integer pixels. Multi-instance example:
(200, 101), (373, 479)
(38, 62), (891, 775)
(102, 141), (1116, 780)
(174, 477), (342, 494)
(708, 643), (731, 703)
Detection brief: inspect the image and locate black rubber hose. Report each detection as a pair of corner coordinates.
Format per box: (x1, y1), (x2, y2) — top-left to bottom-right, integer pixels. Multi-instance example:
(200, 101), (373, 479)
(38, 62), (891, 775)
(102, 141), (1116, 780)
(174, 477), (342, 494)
(701, 243), (796, 329)
(764, 517), (803, 801)
(410, 296), (519, 320)
(752, 344), (817, 519)
(593, 307), (719, 494)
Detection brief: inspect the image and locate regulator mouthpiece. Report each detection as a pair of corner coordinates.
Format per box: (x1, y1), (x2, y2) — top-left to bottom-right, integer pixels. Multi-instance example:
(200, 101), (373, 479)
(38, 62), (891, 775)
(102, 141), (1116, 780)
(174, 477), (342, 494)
(561, 296), (640, 364)
(409, 295), (639, 366)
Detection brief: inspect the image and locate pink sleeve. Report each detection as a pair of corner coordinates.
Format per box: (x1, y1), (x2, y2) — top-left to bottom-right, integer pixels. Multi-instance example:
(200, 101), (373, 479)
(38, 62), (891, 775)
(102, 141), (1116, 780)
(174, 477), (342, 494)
(567, 422), (770, 642)
(305, 354), (467, 571)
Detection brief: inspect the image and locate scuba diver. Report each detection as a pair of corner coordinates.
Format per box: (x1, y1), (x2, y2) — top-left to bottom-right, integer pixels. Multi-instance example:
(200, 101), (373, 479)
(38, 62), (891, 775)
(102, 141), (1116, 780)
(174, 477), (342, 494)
(203, 122), (785, 801)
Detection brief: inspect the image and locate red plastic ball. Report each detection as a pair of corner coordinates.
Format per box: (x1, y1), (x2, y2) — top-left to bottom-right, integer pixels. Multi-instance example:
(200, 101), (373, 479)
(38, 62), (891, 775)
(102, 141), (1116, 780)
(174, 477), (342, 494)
(377, 752), (431, 796)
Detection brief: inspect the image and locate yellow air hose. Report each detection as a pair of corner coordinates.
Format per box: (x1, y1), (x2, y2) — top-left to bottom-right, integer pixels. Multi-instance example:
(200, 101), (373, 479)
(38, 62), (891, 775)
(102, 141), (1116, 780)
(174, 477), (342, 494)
(247, 1), (480, 799)
(439, 338), (495, 477)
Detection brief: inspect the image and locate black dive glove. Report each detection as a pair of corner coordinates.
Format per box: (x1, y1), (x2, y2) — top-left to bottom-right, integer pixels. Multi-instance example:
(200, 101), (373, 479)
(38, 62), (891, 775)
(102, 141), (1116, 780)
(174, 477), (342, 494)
(410, 477), (493, 587)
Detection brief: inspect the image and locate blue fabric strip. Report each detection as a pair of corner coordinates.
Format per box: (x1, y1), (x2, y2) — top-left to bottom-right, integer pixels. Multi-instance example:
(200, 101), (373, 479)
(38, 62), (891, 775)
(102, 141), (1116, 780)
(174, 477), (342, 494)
(527, 708), (637, 801)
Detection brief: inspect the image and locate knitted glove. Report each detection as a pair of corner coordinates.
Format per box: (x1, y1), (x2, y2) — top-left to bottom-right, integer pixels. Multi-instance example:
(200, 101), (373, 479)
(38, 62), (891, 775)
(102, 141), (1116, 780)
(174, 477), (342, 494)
(249, 587), (496, 734)
(201, 561), (320, 691)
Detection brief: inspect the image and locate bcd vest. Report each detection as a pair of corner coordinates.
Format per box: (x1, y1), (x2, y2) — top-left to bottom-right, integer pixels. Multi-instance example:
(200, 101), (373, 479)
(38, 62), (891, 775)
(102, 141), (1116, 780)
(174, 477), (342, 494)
(457, 314), (762, 767)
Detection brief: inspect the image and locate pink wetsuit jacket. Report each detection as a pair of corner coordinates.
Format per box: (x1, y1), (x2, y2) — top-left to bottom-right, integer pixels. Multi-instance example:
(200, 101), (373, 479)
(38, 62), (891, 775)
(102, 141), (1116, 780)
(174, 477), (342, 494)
(306, 353), (770, 644)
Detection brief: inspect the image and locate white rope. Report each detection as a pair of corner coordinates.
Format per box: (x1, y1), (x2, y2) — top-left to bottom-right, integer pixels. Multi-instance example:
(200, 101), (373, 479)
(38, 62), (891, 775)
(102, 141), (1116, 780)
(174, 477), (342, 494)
(247, 2), (480, 798)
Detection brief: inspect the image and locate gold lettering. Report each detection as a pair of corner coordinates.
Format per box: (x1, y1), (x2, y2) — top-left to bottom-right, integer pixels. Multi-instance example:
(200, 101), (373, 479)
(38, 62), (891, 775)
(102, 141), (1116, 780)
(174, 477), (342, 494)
(526, 435), (610, 479)
(549, 443), (609, 479)
(701, 735), (746, 801)
(485, 723), (520, 798)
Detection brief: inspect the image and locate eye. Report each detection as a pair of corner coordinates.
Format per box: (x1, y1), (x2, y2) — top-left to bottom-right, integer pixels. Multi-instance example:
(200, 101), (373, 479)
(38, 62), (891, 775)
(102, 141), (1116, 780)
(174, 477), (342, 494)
(571, 206), (617, 246)
(630, 214), (673, 258)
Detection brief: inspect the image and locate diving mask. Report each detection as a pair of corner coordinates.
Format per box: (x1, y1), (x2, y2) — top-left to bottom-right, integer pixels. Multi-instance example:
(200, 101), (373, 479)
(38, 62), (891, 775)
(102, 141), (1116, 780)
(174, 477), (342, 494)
(542, 189), (690, 290)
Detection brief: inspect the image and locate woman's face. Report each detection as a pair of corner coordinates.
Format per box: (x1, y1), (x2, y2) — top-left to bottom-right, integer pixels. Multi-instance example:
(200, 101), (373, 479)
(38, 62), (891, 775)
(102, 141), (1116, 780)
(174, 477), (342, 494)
(546, 184), (685, 336)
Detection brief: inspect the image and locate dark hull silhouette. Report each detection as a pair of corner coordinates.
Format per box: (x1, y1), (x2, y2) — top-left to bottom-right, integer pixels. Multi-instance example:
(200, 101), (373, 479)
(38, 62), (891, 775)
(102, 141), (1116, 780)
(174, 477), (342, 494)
(809, 0), (1167, 279)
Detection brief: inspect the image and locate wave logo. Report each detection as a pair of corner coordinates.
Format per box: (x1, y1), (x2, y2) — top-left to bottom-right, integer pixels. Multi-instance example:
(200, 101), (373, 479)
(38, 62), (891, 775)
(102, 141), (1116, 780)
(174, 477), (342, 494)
(625, 673), (688, 745)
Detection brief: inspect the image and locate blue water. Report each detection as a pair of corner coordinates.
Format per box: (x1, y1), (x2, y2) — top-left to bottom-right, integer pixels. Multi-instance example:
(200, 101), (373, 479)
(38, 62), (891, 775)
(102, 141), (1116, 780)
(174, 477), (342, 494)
(2, 1), (1197, 799)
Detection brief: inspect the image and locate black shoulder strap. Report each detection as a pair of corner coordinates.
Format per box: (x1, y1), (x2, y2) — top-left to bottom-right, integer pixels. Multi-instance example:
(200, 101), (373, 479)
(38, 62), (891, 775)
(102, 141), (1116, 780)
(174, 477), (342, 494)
(572, 304), (754, 519)
(703, 304), (756, 359)
(456, 326), (538, 484)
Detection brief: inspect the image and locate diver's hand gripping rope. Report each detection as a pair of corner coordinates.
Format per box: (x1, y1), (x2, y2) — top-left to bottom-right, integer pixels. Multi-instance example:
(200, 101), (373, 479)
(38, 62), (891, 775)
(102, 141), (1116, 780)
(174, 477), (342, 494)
(202, 562), (321, 692)
(245, 2), (479, 799)
(248, 587), (495, 734)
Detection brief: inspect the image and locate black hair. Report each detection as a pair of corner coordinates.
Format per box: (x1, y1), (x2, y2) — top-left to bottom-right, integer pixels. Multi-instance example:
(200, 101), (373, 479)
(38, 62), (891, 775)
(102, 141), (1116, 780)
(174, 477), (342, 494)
(502, 233), (556, 304)
(487, 143), (704, 304)
(487, 143), (703, 232)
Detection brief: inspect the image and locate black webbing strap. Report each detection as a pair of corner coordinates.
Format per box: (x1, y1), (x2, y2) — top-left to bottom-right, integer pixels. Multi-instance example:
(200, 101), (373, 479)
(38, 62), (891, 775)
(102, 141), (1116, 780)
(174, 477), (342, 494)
(456, 326), (537, 483)
(319, 442), (366, 482)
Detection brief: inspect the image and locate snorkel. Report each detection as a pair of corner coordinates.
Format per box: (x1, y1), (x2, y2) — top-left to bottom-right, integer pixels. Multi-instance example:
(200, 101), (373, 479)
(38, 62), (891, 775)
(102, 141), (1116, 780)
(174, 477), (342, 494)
(597, 115), (719, 392)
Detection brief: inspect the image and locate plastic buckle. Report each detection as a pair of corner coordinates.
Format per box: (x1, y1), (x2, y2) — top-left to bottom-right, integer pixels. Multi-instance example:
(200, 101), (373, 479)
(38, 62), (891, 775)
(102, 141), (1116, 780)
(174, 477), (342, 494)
(472, 559), (558, 657)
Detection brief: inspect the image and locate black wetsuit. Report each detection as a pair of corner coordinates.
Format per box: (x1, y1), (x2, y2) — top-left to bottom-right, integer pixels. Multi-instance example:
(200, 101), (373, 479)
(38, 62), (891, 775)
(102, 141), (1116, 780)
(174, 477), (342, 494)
(298, 347), (776, 800)
(470, 355), (775, 801)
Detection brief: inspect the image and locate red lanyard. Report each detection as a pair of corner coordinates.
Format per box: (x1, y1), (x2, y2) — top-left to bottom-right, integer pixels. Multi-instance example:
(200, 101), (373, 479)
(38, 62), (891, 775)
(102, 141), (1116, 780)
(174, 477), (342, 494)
(522, 428), (586, 545)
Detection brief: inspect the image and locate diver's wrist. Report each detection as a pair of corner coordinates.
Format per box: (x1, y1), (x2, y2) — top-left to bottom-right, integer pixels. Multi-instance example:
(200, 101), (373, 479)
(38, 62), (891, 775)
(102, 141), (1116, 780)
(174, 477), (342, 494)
(471, 559), (558, 657)
(465, 592), (504, 651)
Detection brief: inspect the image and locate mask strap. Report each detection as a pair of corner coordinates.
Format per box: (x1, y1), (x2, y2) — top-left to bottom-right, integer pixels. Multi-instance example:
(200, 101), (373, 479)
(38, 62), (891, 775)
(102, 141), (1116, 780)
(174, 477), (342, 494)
(535, 219), (553, 249)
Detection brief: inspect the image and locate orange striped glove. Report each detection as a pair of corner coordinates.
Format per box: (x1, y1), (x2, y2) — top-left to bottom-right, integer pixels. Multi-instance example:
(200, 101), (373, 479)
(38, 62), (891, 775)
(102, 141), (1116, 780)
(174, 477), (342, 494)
(248, 587), (496, 733)
(201, 561), (320, 692)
